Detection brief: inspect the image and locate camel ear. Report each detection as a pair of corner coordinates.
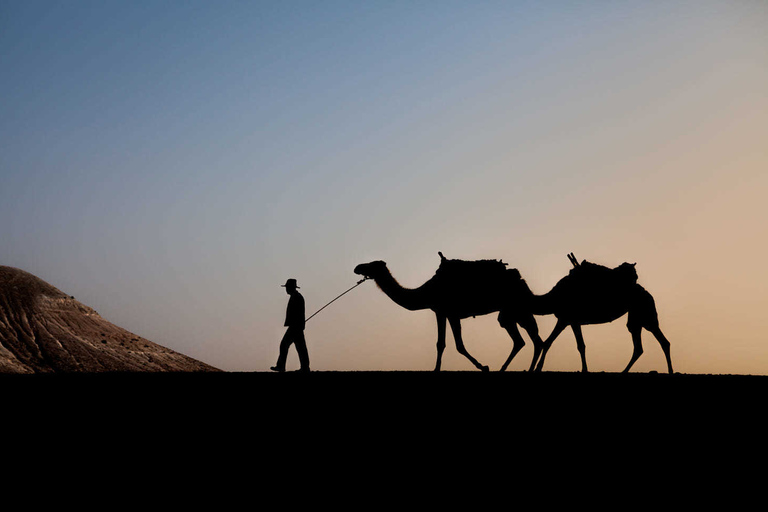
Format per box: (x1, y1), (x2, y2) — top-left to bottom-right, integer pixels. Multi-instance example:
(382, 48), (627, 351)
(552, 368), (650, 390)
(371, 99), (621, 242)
(632, 263), (636, 266)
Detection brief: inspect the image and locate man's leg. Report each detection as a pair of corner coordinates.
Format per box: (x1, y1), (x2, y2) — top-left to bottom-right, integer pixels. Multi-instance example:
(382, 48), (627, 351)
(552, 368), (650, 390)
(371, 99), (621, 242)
(271, 329), (293, 371)
(294, 330), (310, 371)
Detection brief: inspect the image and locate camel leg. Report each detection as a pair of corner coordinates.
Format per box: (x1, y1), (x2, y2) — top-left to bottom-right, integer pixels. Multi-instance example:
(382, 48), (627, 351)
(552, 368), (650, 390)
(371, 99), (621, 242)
(649, 326), (673, 374)
(624, 288), (674, 373)
(628, 293), (674, 374)
(434, 313), (447, 372)
(571, 324), (588, 373)
(448, 317), (489, 372)
(519, 315), (543, 372)
(623, 326), (643, 373)
(499, 323), (526, 372)
(535, 318), (569, 372)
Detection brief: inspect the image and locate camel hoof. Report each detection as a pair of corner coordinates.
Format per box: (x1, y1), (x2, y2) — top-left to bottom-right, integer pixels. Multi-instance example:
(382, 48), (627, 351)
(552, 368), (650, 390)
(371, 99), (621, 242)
(480, 365), (489, 372)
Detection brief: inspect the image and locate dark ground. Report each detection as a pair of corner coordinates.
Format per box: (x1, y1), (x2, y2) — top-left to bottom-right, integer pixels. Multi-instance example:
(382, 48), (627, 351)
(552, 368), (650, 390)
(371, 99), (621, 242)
(5, 370), (765, 434)
(3, 371), (764, 504)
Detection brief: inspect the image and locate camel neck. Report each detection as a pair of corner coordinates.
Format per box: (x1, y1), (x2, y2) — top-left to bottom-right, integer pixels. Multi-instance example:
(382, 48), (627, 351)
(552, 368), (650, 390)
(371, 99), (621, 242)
(374, 268), (432, 311)
(529, 290), (556, 315)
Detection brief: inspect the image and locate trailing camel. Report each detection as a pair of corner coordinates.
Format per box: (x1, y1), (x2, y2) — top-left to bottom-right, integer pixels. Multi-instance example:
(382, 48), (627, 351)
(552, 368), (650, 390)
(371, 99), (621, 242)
(529, 253), (674, 374)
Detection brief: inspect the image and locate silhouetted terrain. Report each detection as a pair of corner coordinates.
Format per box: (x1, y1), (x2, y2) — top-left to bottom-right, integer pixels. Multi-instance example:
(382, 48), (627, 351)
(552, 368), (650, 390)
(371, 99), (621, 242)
(0, 265), (218, 372)
(6, 370), (764, 425)
(5, 369), (763, 500)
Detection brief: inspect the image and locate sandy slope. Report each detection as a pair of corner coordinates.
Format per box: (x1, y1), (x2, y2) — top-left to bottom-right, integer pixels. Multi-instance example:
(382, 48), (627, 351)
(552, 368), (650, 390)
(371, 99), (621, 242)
(0, 265), (219, 373)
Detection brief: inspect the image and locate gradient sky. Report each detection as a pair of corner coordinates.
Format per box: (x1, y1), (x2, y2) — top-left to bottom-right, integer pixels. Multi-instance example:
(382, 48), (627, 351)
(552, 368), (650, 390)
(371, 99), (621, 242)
(2, 1), (767, 374)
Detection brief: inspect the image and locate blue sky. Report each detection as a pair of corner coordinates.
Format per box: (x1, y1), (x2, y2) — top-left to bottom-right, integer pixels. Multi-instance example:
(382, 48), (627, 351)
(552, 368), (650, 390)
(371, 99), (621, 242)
(2, 1), (767, 373)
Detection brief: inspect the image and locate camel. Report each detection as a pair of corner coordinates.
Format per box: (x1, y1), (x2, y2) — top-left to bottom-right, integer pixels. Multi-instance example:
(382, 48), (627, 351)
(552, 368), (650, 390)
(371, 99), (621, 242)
(354, 253), (544, 372)
(530, 254), (674, 374)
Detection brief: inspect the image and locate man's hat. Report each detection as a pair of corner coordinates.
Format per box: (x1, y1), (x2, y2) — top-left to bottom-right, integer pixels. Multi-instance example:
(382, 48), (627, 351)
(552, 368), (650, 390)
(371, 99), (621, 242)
(281, 278), (299, 289)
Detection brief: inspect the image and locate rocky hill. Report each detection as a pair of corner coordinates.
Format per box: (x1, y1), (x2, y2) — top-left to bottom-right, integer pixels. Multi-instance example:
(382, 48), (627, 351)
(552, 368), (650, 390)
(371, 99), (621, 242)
(0, 265), (219, 373)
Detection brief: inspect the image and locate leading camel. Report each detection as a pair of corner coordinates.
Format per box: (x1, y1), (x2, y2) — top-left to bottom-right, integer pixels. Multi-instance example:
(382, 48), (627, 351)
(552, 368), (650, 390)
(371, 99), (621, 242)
(529, 254), (674, 374)
(354, 253), (543, 371)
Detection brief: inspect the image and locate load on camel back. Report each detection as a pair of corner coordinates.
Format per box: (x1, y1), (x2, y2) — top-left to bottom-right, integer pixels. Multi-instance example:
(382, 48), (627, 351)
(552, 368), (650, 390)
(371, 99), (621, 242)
(545, 252), (642, 323)
(431, 251), (533, 318)
(566, 252), (638, 284)
(434, 251), (510, 284)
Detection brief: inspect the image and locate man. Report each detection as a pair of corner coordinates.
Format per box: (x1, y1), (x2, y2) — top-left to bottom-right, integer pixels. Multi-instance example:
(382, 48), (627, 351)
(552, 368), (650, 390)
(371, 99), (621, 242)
(271, 278), (310, 372)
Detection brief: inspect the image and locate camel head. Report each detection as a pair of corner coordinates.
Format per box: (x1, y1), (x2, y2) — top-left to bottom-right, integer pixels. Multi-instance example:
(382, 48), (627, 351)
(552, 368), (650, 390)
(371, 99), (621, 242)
(354, 261), (388, 280)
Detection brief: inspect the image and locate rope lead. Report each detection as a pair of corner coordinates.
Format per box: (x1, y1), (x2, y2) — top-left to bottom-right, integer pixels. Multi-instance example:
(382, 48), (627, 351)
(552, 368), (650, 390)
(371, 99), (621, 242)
(305, 277), (371, 323)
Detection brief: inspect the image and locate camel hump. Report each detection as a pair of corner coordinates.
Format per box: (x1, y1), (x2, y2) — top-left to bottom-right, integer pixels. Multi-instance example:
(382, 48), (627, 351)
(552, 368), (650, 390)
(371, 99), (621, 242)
(435, 254), (508, 282)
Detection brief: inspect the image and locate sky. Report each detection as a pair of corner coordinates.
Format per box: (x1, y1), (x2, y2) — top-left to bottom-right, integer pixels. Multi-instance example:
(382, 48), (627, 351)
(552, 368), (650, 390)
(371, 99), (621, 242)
(2, 1), (767, 374)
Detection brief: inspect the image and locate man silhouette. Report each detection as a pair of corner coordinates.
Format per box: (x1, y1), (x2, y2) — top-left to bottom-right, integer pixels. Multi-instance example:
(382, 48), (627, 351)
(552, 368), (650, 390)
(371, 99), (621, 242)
(271, 278), (310, 372)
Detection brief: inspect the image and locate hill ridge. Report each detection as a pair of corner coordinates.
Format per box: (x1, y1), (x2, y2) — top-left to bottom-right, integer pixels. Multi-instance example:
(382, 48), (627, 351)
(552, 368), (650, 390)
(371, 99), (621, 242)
(0, 265), (219, 373)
